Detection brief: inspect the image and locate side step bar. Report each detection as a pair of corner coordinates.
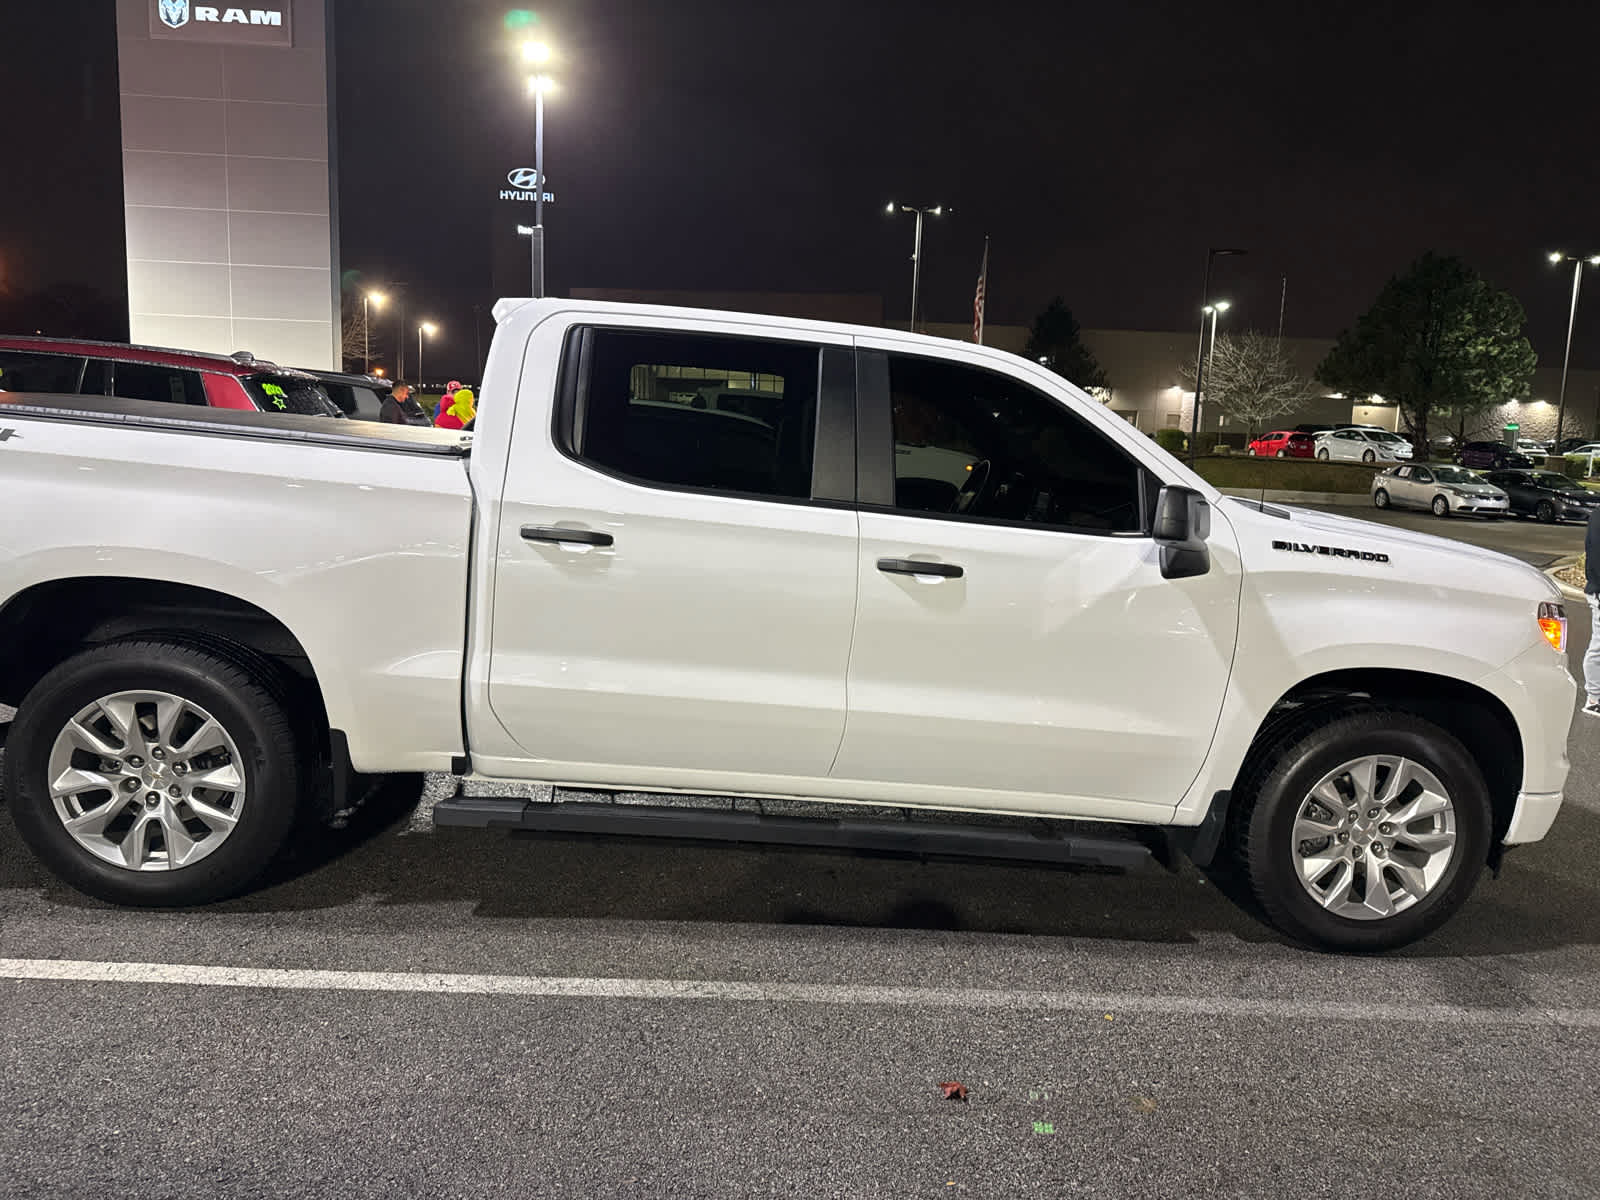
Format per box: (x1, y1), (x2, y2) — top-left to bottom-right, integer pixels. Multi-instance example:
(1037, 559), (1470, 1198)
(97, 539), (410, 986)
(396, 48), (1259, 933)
(432, 796), (1152, 871)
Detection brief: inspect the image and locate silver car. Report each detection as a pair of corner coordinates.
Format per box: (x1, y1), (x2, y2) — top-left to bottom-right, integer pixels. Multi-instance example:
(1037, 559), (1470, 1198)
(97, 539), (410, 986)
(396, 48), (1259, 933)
(1371, 463), (1509, 518)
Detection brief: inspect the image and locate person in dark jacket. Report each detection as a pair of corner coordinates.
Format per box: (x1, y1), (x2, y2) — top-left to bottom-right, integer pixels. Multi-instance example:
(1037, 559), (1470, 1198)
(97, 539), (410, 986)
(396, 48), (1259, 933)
(379, 381), (431, 426)
(1584, 507), (1600, 716)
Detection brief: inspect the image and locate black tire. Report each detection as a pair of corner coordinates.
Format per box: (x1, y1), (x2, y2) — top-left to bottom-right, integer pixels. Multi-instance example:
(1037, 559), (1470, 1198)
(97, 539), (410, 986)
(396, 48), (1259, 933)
(1275, 449), (1287, 458)
(1537, 500), (1556, 524)
(1317, 448), (1330, 460)
(1232, 709), (1491, 952)
(4, 639), (303, 906)
(1362, 449), (1376, 463)
(1247, 447), (1257, 456)
(1431, 495), (1450, 517)
(1373, 488), (1390, 509)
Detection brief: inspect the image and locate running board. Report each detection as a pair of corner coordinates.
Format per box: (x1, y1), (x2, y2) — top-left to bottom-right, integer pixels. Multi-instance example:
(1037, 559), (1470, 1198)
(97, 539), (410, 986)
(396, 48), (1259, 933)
(432, 795), (1152, 870)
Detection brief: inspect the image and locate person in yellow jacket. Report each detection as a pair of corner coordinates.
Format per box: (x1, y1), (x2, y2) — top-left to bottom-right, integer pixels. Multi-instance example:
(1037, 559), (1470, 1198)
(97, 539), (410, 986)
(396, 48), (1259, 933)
(435, 386), (476, 430)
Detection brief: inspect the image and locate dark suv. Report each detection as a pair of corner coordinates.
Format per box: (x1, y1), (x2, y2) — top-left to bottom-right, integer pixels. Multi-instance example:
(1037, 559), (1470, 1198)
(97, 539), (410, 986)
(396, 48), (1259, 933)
(1457, 441), (1534, 470)
(0, 336), (342, 417)
(300, 369), (392, 421)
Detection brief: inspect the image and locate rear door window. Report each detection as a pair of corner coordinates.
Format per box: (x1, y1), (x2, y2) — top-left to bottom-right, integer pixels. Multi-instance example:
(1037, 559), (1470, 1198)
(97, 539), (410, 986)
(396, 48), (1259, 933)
(240, 373), (343, 417)
(111, 362), (208, 406)
(0, 350), (87, 394)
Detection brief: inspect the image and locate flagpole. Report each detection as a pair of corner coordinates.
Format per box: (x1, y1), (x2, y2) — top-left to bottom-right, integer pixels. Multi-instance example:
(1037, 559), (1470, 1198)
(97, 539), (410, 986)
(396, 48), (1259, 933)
(973, 236), (989, 345)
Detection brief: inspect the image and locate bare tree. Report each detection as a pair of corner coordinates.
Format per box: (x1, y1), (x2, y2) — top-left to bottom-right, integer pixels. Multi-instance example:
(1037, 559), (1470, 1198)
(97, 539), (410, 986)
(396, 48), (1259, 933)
(340, 301), (387, 374)
(1183, 330), (1319, 438)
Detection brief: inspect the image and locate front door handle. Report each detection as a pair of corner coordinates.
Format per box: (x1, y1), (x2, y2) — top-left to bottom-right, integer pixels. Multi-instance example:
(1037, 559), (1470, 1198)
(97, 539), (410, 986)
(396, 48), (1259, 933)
(521, 525), (615, 547)
(877, 557), (963, 579)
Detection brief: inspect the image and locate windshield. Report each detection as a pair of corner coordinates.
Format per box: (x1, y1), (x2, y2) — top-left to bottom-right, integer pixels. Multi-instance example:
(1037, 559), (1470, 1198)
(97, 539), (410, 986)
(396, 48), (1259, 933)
(1532, 471), (1586, 491)
(1432, 466), (1479, 483)
(240, 373), (343, 418)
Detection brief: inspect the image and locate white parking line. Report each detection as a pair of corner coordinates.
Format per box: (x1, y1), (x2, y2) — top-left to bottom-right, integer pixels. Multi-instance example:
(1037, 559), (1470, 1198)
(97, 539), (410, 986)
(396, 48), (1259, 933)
(2, 958), (1597, 1028)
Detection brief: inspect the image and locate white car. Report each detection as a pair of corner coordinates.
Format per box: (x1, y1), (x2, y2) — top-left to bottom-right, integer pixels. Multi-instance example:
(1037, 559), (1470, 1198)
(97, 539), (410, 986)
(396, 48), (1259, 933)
(0, 297), (1576, 952)
(1371, 464), (1509, 518)
(1316, 427), (1414, 462)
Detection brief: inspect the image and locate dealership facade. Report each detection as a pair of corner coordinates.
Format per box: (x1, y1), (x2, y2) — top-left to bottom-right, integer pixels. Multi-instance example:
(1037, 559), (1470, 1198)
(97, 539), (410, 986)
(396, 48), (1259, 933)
(114, 0), (340, 369)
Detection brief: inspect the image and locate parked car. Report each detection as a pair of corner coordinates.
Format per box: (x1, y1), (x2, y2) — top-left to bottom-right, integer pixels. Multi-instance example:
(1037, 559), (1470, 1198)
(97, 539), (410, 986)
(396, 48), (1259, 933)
(300, 369), (392, 421)
(1371, 464), (1509, 518)
(1483, 469), (1600, 523)
(1315, 427), (1414, 462)
(0, 298), (1576, 952)
(1555, 436), (1595, 455)
(0, 337), (343, 417)
(1561, 442), (1600, 458)
(1293, 423), (1336, 436)
(1245, 430), (1316, 458)
(1515, 438), (1554, 457)
(1457, 441), (1535, 470)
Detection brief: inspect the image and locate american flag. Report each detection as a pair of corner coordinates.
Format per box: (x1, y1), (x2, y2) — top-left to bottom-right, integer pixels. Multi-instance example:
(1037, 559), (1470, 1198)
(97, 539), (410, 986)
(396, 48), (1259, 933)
(972, 237), (989, 344)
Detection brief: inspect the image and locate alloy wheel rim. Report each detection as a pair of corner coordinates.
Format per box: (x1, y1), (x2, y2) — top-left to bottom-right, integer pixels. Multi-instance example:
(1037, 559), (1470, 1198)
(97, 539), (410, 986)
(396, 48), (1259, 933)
(1291, 755), (1457, 921)
(45, 690), (247, 872)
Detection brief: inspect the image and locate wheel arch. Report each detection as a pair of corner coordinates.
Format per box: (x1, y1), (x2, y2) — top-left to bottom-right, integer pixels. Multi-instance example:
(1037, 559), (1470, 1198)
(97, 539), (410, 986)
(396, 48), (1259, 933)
(1233, 668), (1521, 859)
(0, 576), (332, 760)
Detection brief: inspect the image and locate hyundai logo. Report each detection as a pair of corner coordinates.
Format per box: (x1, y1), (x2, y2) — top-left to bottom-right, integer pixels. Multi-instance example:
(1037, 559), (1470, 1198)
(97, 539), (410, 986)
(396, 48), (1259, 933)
(507, 168), (542, 189)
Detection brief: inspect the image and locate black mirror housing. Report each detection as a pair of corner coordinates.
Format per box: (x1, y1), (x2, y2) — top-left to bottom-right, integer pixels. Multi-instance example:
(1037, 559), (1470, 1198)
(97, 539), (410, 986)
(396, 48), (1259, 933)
(1154, 486), (1211, 580)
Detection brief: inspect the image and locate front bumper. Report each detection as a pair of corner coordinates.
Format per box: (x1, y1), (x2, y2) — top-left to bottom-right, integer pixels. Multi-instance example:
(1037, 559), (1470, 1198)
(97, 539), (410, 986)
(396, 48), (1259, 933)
(1450, 494), (1510, 515)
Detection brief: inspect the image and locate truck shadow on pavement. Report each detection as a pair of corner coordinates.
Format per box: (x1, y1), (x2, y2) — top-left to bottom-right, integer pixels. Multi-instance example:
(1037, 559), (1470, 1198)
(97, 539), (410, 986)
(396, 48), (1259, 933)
(2, 768), (1597, 958)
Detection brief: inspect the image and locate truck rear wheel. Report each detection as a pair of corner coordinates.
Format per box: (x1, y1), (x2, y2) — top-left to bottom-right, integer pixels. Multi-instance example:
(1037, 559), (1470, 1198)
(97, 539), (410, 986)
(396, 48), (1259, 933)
(1232, 709), (1490, 951)
(4, 640), (303, 906)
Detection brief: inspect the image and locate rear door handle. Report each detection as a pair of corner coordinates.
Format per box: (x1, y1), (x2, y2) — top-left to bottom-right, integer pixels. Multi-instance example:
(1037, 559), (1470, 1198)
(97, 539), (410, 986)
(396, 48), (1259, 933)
(521, 525), (615, 547)
(877, 557), (963, 579)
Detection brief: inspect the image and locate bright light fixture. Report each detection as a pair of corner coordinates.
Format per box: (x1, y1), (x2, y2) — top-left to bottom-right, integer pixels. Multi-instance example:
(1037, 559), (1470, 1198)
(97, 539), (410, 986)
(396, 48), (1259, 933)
(367, 291), (386, 307)
(932, 206), (944, 216)
(885, 201), (896, 215)
(1590, 256), (1600, 267)
(420, 321), (438, 336)
(1214, 300), (1232, 312)
(1549, 251), (1566, 264)
(521, 41), (552, 64)
(527, 74), (557, 94)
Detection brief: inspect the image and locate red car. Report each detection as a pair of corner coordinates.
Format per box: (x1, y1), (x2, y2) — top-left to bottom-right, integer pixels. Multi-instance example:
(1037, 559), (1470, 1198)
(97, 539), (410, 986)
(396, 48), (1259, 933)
(0, 336), (341, 417)
(1246, 429), (1316, 458)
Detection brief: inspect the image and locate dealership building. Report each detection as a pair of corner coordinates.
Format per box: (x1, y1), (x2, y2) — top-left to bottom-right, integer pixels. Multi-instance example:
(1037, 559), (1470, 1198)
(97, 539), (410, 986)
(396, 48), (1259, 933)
(114, 0), (340, 370)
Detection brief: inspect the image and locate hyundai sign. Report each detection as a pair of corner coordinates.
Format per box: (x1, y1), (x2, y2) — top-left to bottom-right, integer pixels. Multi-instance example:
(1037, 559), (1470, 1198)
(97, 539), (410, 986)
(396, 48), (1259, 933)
(151, 0), (294, 46)
(500, 168), (555, 203)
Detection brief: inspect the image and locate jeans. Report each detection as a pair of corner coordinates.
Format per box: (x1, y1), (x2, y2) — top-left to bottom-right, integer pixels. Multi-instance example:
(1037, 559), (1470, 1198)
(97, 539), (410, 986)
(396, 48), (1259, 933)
(1587, 595), (1600, 701)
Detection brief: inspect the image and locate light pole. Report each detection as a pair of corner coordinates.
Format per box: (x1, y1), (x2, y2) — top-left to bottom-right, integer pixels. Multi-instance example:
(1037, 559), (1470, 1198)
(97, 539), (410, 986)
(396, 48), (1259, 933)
(1548, 252), (1600, 449)
(418, 321), (437, 386)
(886, 202), (946, 332)
(1188, 247), (1247, 464)
(1192, 301), (1230, 449)
(523, 40), (557, 299)
(362, 291), (385, 374)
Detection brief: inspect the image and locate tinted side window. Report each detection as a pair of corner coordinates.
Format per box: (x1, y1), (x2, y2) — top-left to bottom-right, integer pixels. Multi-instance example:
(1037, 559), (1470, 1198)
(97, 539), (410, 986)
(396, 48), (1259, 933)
(887, 354), (1143, 534)
(0, 351), (85, 394)
(112, 362), (207, 406)
(575, 329), (819, 499)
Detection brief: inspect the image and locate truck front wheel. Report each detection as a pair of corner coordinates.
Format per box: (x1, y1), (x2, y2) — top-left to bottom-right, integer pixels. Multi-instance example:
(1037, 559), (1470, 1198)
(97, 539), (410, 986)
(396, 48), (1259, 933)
(4, 640), (303, 906)
(1233, 710), (1491, 951)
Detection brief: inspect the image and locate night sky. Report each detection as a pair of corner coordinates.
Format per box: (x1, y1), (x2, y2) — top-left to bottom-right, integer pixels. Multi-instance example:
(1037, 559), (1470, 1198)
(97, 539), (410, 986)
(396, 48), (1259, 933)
(7, 0), (1600, 381)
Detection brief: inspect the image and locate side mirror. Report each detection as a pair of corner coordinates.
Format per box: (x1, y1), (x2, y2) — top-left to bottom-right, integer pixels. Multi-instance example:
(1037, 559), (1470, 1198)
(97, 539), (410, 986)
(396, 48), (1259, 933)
(1154, 485), (1211, 580)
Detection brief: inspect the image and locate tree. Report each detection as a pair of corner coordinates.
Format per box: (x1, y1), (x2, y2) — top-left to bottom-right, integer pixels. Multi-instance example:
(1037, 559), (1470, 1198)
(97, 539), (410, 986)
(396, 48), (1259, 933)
(1181, 330), (1320, 438)
(1315, 253), (1536, 453)
(340, 299), (387, 374)
(1024, 297), (1110, 395)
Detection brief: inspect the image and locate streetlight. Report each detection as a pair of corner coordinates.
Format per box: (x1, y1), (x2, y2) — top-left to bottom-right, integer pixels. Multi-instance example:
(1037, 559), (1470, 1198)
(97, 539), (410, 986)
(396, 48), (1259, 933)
(417, 321), (437, 385)
(1192, 300), (1231, 448)
(362, 290), (385, 374)
(522, 42), (558, 300)
(1548, 252), (1600, 449)
(885, 202), (947, 333)
(1188, 247), (1247, 464)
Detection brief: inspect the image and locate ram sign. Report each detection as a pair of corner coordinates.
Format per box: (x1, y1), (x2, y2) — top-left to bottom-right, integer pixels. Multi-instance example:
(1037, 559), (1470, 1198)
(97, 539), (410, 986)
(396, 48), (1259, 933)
(150, 0), (294, 46)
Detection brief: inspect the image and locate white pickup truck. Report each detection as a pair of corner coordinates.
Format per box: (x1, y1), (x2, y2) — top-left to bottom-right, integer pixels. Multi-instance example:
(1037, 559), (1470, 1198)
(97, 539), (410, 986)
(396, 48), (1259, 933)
(0, 299), (1576, 950)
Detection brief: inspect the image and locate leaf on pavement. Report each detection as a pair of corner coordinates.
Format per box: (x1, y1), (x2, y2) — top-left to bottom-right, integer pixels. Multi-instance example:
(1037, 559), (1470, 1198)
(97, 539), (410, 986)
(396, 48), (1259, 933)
(1131, 1096), (1158, 1115)
(938, 1081), (969, 1102)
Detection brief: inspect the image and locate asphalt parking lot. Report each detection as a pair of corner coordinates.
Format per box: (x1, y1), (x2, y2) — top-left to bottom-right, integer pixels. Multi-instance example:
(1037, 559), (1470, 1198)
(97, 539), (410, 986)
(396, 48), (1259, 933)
(1297, 499), (1587, 568)
(1, 515), (1597, 1198)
